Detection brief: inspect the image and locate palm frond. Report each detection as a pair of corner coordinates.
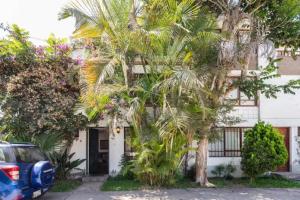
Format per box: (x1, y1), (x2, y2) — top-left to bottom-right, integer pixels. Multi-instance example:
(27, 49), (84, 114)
(158, 67), (205, 94)
(95, 57), (119, 87)
(156, 106), (190, 139)
(59, 0), (102, 31)
(73, 23), (103, 38)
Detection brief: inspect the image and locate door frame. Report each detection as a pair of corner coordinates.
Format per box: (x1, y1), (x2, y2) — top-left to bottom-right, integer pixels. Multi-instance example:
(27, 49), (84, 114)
(276, 127), (290, 172)
(86, 127), (110, 175)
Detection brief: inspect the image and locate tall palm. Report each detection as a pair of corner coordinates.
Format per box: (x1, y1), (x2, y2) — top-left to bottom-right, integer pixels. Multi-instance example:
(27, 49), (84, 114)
(61, 0), (219, 186)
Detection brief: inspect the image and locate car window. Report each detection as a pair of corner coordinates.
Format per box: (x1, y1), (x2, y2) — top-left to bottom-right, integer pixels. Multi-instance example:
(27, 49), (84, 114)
(14, 147), (47, 163)
(0, 147), (13, 163)
(0, 148), (5, 162)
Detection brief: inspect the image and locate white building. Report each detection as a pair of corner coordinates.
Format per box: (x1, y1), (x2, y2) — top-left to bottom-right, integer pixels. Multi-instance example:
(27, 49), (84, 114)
(70, 43), (300, 177)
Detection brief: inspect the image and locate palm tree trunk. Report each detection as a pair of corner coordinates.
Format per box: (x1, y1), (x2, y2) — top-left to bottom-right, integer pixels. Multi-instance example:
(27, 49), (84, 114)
(195, 135), (209, 186)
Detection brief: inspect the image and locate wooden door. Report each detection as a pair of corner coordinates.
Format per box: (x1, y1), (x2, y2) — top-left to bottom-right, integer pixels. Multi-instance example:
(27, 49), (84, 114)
(277, 127), (290, 172)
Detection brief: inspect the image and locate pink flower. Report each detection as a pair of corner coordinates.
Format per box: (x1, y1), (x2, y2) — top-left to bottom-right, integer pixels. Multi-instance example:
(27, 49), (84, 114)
(57, 44), (70, 52)
(74, 57), (84, 66)
(35, 46), (45, 56)
(60, 80), (67, 86)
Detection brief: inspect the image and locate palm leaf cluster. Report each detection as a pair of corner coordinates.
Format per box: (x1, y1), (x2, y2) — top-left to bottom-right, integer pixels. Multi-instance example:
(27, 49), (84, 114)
(60, 0), (222, 185)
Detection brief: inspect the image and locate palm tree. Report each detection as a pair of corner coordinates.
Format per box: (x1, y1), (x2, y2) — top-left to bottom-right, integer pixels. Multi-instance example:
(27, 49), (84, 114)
(59, 0), (141, 88)
(61, 0), (220, 186)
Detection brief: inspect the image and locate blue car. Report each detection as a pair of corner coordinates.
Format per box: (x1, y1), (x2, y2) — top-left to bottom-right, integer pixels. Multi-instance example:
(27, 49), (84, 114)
(0, 141), (55, 200)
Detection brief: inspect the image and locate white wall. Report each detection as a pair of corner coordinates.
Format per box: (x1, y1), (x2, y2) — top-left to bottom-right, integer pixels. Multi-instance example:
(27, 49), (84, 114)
(69, 130), (87, 172)
(230, 107), (259, 127)
(260, 76), (300, 125)
(109, 127), (124, 175)
(259, 75), (300, 173)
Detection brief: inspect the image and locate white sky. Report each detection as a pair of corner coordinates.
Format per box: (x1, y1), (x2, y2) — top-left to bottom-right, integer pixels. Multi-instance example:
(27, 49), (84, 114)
(0, 0), (75, 44)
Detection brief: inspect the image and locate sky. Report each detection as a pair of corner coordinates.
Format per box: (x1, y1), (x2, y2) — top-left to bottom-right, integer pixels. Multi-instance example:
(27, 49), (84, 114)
(0, 0), (75, 44)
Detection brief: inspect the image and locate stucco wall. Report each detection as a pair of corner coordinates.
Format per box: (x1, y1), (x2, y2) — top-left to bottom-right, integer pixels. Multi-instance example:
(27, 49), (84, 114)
(259, 75), (300, 173)
(69, 130), (87, 172)
(109, 128), (124, 175)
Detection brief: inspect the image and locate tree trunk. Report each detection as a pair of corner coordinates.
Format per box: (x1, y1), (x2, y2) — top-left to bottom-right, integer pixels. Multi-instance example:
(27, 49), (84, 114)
(195, 135), (215, 187)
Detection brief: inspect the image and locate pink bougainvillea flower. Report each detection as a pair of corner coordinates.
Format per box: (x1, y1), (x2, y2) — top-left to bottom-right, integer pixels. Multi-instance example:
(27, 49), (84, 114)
(74, 57), (84, 66)
(35, 46), (45, 56)
(57, 44), (70, 52)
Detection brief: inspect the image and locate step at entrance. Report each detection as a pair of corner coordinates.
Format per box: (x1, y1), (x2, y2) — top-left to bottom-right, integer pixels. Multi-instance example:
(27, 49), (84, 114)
(82, 175), (108, 182)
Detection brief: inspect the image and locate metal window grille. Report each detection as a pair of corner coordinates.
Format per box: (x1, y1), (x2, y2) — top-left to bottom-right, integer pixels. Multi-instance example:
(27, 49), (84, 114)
(209, 128), (250, 157)
(124, 127), (135, 158)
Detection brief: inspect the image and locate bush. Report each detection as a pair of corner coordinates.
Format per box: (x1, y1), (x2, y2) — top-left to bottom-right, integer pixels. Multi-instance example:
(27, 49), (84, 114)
(0, 25), (87, 141)
(211, 164), (225, 178)
(119, 154), (135, 180)
(128, 127), (188, 186)
(223, 163), (236, 180)
(211, 163), (236, 180)
(49, 148), (86, 180)
(241, 122), (288, 181)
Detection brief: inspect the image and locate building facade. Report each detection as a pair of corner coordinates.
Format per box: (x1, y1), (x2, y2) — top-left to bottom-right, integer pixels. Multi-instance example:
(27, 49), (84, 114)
(70, 43), (300, 177)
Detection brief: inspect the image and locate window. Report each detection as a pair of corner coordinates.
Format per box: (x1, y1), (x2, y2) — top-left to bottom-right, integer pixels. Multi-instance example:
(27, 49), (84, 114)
(99, 140), (109, 150)
(14, 146), (47, 163)
(0, 147), (11, 163)
(0, 147), (14, 163)
(124, 127), (135, 157)
(225, 78), (257, 106)
(209, 128), (250, 157)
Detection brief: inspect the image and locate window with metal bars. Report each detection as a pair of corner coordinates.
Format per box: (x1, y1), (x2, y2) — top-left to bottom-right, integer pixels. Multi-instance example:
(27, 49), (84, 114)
(209, 127), (250, 157)
(124, 127), (135, 158)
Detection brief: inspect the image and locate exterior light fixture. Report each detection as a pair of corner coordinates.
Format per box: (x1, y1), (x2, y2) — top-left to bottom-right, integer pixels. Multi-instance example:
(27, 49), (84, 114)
(116, 126), (121, 134)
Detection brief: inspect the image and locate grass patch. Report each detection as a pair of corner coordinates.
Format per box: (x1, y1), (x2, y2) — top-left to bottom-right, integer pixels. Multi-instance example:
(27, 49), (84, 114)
(211, 176), (300, 188)
(51, 180), (82, 192)
(101, 176), (141, 191)
(101, 175), (300, 191)
(171, 178), (199, 189)
(101, 176), (199, 191)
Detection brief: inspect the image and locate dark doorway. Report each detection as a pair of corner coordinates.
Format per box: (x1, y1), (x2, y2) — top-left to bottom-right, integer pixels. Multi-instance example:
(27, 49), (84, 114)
(89, 128), (109, 175)
(277, 127), (290, 172)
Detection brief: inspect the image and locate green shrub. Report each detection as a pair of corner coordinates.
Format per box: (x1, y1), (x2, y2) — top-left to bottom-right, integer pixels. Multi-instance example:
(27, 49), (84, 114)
(211, 163), (236, 180)
(119, 154), (135, 180)
(223, 163), (236, 180)
(241, 122), (288, 181)
(49, 148), (86, 180)
(131, 137), (183, 186)
(0, 25), (87, 142)
(211, 164), (225, 178)
(128, 126), (188, 186)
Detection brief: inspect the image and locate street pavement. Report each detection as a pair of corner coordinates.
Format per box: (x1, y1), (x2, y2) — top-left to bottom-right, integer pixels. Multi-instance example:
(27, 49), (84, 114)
(42, 182), (300, 200)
